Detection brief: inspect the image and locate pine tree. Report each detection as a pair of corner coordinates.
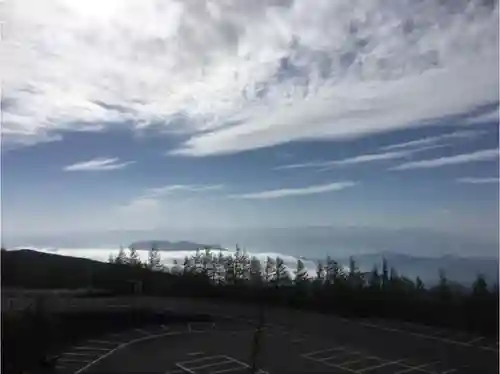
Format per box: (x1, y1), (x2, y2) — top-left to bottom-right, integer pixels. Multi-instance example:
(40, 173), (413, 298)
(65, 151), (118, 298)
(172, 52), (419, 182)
(369, 265), (381, 290)
(183, 256), (194, 276)
(249, 256), (263, 285)
(381, 257), (389, 289)
(472, 274), (489, 297)
(436, 268), (451, 301)
(128, 247), (142, 267)
(263, 256), (276, 283)
(191, 248), (203, 274)
(415, 276), (425, 291)
(316, 261), (325, 282)
(114, 246), (127, 265)
(147, 245), (163, 271)
(275, 257), (291, 286)
(295, 259), (309, 284)
(224, 255), (236, 285)
(325, 256), (341, 284)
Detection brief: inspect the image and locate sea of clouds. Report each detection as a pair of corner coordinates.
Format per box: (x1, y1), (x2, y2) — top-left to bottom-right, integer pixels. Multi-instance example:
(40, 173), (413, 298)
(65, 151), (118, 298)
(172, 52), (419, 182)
(20, 247), (322, 279)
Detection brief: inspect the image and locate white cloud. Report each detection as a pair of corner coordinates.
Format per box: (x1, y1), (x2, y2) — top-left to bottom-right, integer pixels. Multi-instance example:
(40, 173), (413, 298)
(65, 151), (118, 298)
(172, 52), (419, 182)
(276, 144), (446, 170)
(230, 181), (357, 199)
(146, 184), (224, 197)
(456, 177), (499, 184)
(381, 130), (485, 151)
(63, 157), (134, 171)
(463, 110), (499, 125)
(390, 149), (499, 171)
(3, 0), (498, 154)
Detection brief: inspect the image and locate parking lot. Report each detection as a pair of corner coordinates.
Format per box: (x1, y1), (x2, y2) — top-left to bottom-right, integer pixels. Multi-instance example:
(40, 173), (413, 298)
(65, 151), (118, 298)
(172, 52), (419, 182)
(53, 318), (497, 374)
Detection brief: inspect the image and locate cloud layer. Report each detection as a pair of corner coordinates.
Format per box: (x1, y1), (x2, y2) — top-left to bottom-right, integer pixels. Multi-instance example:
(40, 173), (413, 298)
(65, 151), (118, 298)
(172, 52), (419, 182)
(390, 149), (499, 170)
(230, 181), (357, 199)
(3, 0), (498, 155)
(456, 177), (499, 184)
(63, 157), (134, 171)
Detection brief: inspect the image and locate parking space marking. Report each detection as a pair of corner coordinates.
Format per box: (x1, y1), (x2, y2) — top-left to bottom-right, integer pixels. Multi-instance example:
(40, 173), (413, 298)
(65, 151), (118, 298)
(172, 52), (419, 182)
(87, 339), (119, 345)
(74, 346), (110, 351)
(395, 361), (439, 374)
(59, 358), (93, 364)
(175, 354), (255, 374)
(187, 351), (205, 356)
(359, 321), (497, 352)
(135, 328), (151, 336)
(357, 359), (404, 373)
(302, 346), (347, 359)
(466, 337), (484, 344)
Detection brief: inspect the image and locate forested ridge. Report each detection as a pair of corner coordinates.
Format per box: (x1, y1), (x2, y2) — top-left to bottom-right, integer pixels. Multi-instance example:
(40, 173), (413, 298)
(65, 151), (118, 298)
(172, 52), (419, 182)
(2, 246), (498, 337)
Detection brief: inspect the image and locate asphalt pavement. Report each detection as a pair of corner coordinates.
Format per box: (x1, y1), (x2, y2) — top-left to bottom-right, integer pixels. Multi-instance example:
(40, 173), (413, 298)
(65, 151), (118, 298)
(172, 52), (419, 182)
(53, 308), (498, 374)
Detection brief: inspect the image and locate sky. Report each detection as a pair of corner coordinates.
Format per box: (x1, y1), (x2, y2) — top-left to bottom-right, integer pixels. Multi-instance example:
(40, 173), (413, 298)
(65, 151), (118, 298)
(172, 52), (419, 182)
(1, 0), (499, 257)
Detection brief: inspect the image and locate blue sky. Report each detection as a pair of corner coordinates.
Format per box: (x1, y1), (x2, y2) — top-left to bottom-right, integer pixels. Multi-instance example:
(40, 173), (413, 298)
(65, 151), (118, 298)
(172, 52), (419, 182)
(2, 0), (499, 256)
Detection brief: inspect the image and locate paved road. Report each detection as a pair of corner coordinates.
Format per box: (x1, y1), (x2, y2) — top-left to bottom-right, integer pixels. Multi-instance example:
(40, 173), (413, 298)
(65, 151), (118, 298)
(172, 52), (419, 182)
(50, 297), (498, 374)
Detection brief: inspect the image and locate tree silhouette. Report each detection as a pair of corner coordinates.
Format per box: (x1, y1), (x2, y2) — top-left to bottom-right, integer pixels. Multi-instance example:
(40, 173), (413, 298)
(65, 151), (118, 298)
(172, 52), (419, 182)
(127, 247), (142, 267)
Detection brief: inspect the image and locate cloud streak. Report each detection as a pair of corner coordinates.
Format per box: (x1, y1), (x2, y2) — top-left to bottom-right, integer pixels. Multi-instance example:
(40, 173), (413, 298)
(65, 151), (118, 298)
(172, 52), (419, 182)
(63, 157), (134, 171)
(277, 144), (447, 170)
(381, 130), (485, 151)
(3, 0), (498, 155)
(456, 177), (499, 184)
(390, 149), (499, 171)
(146, 184), (224, 197)
(230, 181), (357, 199)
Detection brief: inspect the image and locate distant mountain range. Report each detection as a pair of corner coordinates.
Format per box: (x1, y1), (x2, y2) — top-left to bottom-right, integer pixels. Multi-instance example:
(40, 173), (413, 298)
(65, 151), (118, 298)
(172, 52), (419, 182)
(129, 240), (223, 251)
(332, 252), (498, 287)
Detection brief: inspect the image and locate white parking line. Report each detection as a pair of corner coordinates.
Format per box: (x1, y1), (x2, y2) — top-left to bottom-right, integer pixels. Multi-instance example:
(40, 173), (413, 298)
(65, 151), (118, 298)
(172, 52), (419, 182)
(87, 340), (119, 345)
(466, 337), (484, 344)
(357, 359), (404, 373)
(360, 322), (498, 352)
(395, 361), (440, 374)
(338, 355), (380, 367)
(59, 358), (92, 363)
(74, 347), (109, 351)
(187, 351), (204, 356)
(135, 328), (150, 336)
(302, 346), (346, 358)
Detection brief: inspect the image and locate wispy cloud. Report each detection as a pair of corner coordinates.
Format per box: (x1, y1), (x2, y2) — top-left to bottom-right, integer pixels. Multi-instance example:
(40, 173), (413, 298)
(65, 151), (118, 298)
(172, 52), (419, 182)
(4, 0), (498, 155)
(146, 184), (224, 197)
(456, 177), (499, 184)
(381, 130), (484, 151)
(63, 157), (134, 171)
(463, 110), (499, 125)
(277, 144), (446, 170)
(390, 149), (499, 171)
(230, 181), (357, 200)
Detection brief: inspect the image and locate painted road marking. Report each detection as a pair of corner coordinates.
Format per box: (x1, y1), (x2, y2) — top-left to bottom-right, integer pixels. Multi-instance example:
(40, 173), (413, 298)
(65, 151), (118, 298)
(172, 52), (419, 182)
(302, 346), (346, 358)
(187, 351), (205, 356)
(395, 361), (440, 374)
(466, 337), (484, 344)
(359, 321), (498, 352)
(357, 359), (404, 373)
(87, 339), (119, 345)
(62, 352), (96, 357)
(135, 328), (150, 336)
(74, 347), (109, 351)
(75, 331), (189, 374)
